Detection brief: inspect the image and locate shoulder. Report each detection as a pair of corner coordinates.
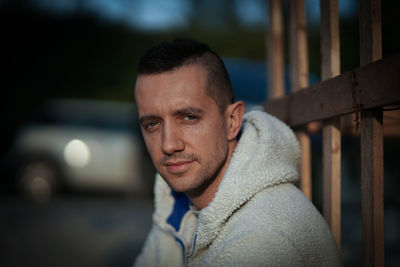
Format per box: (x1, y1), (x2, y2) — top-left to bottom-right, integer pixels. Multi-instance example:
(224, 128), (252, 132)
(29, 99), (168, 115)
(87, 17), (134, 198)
(204, 183), (342, 266)
(228, 183), (320, 231)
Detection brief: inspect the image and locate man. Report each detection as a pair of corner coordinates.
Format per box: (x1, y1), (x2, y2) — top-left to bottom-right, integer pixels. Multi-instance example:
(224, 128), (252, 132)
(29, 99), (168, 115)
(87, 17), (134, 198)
(134, 39), (341, 266)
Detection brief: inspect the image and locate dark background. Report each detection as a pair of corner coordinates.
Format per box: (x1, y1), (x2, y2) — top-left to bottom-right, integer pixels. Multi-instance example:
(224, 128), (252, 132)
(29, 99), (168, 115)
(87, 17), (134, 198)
(1, 0), (399, 266)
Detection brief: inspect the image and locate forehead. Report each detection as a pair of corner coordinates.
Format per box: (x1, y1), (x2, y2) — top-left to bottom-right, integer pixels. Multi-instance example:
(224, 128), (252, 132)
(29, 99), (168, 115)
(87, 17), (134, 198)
(135, 64), (215, 115)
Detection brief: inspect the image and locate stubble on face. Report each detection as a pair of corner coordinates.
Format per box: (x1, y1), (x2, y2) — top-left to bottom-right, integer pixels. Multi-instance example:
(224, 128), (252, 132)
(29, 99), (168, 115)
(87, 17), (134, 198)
(157, 134), (229, 196)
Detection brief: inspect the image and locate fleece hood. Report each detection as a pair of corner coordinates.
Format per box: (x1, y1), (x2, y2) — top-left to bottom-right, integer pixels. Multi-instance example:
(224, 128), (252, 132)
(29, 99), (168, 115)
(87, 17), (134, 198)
(151, 110), (301, 254)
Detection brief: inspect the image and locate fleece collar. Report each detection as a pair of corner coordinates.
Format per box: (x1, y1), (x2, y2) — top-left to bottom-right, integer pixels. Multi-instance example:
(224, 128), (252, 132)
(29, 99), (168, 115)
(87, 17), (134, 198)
(152, 110), (301, 254)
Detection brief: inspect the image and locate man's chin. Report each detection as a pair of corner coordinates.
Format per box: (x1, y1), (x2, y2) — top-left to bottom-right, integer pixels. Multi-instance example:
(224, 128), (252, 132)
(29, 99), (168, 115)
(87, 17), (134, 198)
(160, 174), (197, 193)
(167, 181), (194, 193)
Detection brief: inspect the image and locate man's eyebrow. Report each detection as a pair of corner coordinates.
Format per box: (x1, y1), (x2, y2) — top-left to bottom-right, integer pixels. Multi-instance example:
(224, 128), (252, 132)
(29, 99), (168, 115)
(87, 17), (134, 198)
(172, 107), (205, 117)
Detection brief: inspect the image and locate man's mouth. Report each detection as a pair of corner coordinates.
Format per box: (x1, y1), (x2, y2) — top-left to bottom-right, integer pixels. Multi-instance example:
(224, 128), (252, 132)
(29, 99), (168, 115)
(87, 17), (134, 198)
(165, 160), (194, 174)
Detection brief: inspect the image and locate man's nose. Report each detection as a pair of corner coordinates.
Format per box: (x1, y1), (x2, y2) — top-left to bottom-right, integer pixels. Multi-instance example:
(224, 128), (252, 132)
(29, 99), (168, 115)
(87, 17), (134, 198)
(161, 123), (184, 155)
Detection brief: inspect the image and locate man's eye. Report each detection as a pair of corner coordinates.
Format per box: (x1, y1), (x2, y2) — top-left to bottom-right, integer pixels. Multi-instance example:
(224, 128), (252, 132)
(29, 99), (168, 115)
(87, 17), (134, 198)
(184, 115), (198, 121)
(145, 121), (160, 130)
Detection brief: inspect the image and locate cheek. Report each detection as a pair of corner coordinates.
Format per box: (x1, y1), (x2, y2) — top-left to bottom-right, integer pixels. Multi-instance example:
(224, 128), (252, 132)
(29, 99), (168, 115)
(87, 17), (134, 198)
(207, 117), (228, 139)
(143, 135), (161, 160)
(188, 120), (227, 148)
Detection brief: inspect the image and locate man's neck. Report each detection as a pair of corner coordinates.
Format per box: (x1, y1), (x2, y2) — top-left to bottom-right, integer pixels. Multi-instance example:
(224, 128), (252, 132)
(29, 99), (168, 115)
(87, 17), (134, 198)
(186, 140), (238, 210)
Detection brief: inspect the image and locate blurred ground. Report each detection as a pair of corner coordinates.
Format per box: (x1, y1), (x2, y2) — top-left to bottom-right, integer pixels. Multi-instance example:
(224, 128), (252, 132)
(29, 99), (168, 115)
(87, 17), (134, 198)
(1, 192), (399, 266)
(0, 194), (153, 267)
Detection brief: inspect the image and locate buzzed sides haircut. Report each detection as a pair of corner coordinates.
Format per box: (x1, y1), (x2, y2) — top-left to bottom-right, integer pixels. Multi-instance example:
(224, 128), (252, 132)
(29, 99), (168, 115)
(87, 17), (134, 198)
(137, 38), (234, 113)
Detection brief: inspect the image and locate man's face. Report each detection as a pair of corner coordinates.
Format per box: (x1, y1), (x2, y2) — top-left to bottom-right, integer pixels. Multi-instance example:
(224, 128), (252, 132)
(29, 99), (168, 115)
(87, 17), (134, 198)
(135, 64), (230, 194)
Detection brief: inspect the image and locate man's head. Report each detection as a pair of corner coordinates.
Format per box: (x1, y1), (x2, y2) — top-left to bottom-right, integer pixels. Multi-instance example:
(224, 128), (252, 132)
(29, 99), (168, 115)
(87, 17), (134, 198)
(137, 38), (234, 113)
(134, 39), (244, 209)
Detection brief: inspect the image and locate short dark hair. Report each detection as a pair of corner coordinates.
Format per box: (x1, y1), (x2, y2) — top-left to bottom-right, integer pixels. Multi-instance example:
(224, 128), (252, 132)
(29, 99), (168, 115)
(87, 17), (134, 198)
(137, 38), (234, 112)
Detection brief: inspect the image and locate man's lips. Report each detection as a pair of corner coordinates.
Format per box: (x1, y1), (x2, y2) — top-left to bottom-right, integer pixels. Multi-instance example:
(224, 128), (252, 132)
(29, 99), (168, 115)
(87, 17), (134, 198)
(165, 160), (194, 174)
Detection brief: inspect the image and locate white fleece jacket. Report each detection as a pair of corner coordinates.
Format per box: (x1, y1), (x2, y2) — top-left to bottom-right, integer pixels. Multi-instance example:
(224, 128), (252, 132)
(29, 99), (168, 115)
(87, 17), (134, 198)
(134, 110), (342, 267)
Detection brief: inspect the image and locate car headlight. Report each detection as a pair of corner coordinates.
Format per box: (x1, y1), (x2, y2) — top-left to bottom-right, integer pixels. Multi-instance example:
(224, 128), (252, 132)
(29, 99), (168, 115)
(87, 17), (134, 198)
(64, 139), (91, 168)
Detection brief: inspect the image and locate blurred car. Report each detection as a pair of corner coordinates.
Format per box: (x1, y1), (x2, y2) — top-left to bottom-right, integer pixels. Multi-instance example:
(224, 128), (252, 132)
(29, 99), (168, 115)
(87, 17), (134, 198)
(6, 99), (154, 200)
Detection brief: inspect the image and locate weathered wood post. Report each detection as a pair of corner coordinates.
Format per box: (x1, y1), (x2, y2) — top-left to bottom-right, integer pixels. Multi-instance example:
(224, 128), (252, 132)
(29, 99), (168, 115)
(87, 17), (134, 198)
(289, 0), (312, 200)
(359, 0), (384, 266)
(320, 0), (341, 249)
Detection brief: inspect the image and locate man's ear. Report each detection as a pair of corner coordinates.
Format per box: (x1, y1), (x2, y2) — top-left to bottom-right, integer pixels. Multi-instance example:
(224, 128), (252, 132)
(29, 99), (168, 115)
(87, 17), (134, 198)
(225, 101), (245, 141)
